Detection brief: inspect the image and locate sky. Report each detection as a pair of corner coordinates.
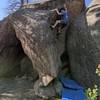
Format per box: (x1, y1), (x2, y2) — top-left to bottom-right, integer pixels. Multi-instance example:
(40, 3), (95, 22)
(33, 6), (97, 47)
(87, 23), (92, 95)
(0, 0), (92, 21)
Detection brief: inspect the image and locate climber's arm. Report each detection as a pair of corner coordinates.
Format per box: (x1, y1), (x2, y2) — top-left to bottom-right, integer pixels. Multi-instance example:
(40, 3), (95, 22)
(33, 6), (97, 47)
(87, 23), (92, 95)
(55, 9), (63, 15)
(50, 9), (63, 15)
(50, 9), (57, 12)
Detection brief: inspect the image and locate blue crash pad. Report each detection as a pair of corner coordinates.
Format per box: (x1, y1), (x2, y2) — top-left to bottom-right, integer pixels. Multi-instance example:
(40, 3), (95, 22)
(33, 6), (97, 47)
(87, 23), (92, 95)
(60, 77), (84, 90)
(62, 88), (87, 100)
(59, 77), (88, 100)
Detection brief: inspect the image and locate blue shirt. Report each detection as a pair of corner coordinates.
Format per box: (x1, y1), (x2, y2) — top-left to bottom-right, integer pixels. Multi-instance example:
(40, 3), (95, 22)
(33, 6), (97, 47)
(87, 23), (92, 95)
(61, 10), (69, 23)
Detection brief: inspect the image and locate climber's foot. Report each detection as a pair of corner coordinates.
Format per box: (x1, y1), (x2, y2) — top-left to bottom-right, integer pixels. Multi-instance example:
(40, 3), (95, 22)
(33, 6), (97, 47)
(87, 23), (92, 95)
(50, 25), (55, 30)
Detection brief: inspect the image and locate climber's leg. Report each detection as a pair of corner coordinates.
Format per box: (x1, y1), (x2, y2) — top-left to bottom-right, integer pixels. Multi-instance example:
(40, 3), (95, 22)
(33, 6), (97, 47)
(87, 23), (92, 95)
(52, 20), (61, 28)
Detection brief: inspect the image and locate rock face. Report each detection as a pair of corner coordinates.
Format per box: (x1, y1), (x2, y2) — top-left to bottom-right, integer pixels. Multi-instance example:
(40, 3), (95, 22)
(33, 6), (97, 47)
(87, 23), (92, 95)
(65, 0), (86, 22)
(0, 78), (40, 100)
(12, 8), (65, 78)
(0, 0), (98, 99)
(67, 0), (100, 98)
(8, 0), (86, 98)
(11, 7), (65, 97)
(20, 56), (38, 81)
(23, 0), (66, 9)
(0, 17), (24, 78)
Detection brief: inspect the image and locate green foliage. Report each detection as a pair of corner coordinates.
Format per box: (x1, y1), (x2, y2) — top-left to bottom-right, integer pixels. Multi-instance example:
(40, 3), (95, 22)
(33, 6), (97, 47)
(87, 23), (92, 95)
(86, 64), (100, 100)
(86, 85), (98, 100)
(96, 65), (100, 76)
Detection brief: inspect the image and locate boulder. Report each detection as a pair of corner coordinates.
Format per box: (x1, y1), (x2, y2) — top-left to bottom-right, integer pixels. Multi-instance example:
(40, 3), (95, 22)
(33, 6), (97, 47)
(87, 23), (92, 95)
(11, 7), (65, 97)
(0, 17), (24, 78)
(65, 0), (86, 22)
(10, 0), (86, 98)
(67, 0), (100, 98)
(0, 0), (94, 98)
(20, 56), (38, 81)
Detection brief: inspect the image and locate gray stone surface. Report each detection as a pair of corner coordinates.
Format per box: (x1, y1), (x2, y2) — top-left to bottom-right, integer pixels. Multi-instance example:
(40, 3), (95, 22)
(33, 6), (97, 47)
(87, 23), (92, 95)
(67, 0), (100, 98)
(0, 78), (42, 100)
(20, 56), (38, 81)
(11, 8), (65, 98)
(0, 18), (24, 78)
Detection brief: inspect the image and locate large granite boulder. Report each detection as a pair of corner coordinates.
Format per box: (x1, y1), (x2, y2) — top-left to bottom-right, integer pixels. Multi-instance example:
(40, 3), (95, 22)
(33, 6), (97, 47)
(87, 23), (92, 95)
(0, 17), (24, 78)
(20, 56), (38, 81)
(65, 0), (86, 22)
(11, 7), (65, 98)
(10, 0), (86, 98)
(67, 0), (100, 98)
(0, 0), (89, 98)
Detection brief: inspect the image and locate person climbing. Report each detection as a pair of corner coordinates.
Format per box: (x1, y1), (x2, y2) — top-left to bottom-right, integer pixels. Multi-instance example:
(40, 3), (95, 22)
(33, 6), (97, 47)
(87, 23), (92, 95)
(51, 4), (69, 30)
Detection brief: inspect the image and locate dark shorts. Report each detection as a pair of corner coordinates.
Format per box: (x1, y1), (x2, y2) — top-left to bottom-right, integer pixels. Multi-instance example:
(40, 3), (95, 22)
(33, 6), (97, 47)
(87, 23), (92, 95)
(59, 20), (68, 29)
(60, 20), (67, 25)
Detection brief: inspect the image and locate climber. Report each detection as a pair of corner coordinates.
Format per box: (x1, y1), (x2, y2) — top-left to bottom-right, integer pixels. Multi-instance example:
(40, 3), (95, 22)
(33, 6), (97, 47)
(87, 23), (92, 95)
(50, 4), (69, 30)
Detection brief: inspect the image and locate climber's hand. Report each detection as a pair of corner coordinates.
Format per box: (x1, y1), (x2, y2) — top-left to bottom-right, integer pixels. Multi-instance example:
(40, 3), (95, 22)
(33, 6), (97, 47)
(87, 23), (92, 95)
(50, 8), (58, 12)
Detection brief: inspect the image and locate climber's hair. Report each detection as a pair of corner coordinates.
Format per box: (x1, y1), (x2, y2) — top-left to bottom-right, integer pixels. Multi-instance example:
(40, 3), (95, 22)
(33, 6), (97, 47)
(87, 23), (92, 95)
(59, 7), (65, 12)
